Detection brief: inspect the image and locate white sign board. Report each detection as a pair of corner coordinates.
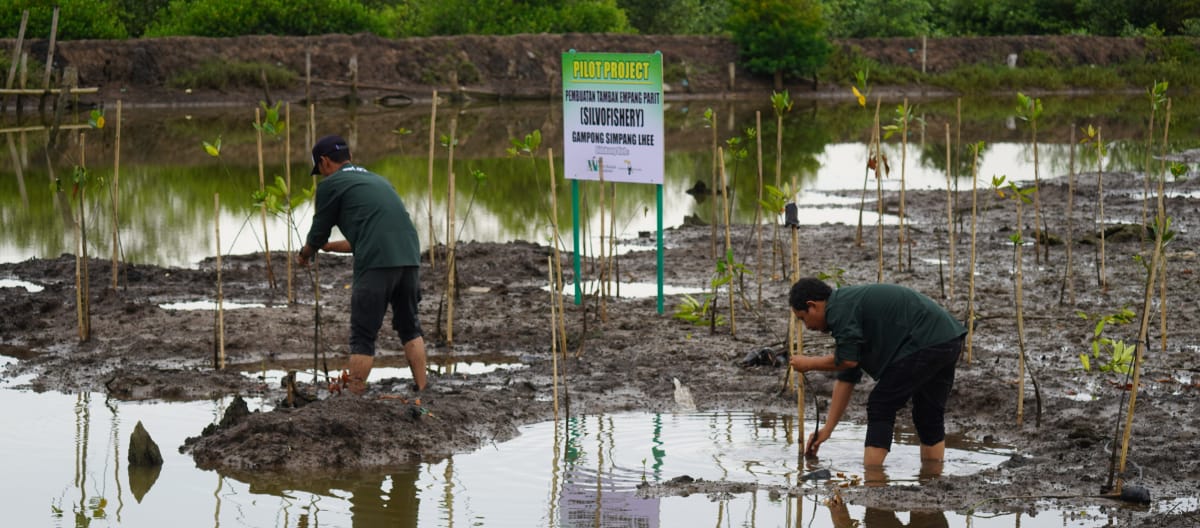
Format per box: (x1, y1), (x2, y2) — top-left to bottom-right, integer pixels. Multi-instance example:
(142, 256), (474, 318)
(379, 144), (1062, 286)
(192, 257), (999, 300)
(561, 51), (664, 184)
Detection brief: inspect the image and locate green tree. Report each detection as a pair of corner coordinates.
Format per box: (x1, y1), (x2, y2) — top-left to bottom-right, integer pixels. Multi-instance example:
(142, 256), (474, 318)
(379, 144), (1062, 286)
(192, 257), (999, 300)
(822, 0), (932, 37)
(1, 0), (128, 40)
(406, 0), (630, 36)
(144, 0), (387, 37)
(618, 0), (729, 34)
(727, 0), (832, 90)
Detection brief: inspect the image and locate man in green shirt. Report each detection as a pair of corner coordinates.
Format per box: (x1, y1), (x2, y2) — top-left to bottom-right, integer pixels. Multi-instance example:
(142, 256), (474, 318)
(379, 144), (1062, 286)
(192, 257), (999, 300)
(788, 278), (966, 468)
(297, 135), (427, 395)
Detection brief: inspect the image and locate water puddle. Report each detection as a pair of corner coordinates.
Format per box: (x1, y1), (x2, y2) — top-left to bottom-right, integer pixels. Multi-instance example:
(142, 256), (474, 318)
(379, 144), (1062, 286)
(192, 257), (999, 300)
(556, 280), (707, 299)
(2, 390), (1189, 527)
(0, 278), (44, 292)
(238, 356), (525, 386)
(158, 300), (278, 310)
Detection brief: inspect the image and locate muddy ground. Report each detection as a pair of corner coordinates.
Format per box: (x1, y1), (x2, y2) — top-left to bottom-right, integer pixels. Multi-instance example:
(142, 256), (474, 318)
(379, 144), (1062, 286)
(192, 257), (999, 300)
(2, 166), (1198, 525)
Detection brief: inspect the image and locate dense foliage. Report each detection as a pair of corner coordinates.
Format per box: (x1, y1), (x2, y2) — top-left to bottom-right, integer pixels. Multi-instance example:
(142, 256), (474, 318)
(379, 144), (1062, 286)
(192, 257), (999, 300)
(727, 0), (831, 85)
(8, 0), (1200, 39)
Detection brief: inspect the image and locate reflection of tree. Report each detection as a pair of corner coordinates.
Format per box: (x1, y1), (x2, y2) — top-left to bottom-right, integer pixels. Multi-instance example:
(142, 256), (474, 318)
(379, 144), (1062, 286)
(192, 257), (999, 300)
(233, 468), (422, 528)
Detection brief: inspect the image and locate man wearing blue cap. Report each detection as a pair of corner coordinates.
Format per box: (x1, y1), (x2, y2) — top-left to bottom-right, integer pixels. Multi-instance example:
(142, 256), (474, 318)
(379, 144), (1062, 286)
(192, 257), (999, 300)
(298, 135), (427, 395)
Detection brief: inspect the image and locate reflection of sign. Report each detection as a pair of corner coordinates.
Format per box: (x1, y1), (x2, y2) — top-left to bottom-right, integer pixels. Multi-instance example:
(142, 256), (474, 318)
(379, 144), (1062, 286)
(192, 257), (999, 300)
(562, 51), (664, 184)
(560, 467), (660, 528)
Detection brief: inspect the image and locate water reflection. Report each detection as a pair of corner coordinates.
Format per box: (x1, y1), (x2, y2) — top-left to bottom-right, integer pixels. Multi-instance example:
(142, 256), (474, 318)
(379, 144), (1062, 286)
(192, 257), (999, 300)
(5, 95), (1196, 267)
(0, 385), (1172, 527)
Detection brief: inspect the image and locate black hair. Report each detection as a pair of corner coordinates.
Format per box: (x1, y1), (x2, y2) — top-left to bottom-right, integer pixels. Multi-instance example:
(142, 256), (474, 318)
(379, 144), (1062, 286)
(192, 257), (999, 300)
(789, 277), (832, 311)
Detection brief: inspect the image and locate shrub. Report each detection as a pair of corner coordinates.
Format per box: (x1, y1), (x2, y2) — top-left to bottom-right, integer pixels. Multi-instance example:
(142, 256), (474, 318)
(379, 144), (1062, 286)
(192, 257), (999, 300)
(167, 60), (298, 91)
(726, 0), (832, 85)
(1, 0), (128, 40)
(145, 0), (386, 37)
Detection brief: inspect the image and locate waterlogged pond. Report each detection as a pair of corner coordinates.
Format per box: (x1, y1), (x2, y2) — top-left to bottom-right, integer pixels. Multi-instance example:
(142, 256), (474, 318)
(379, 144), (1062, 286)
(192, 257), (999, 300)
(0, 359), (1171, 528)
(3, 94), (1198, 267)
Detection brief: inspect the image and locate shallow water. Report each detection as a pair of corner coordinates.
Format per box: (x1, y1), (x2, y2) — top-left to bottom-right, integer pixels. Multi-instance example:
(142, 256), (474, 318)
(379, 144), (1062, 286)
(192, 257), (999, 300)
(4, 355), (1164, 528)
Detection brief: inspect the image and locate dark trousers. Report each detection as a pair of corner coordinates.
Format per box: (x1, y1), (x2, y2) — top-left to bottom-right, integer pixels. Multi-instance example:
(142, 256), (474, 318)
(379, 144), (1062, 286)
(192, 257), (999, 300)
(864, 335), (964, 450)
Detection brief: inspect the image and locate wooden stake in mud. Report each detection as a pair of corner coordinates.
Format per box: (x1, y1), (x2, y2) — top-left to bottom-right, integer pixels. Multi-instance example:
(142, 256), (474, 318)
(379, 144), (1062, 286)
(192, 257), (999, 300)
(1060, 127), (1077, 306)
(311, 173), (324, 382)
(944, 123), (955, 301)
(75, 131), (91, 342)
(719, 147), (735, 335)
(38, 7), (58, 117)
(214, 193), (226, 370)
(427, 90), (439, 269)
(1096, 127), (1107, 292)
(598, 158), (607, 322)
(549, 255), (560, 418)
(872, 97), (885, 283)
(446, 117), (458, 346)
(754, 111), (764, 306)
(710, 108), (718, 260)
(254, 107), (276, 289)
(110, 100), (122, 290)
(966, 142), (982, 364)
(285, 102), (294, 304)
(1157, 101), (1172, 356)
(898, 98), (908, 273)
(2, 10), (27, 114)
(547, 149), (568, 354)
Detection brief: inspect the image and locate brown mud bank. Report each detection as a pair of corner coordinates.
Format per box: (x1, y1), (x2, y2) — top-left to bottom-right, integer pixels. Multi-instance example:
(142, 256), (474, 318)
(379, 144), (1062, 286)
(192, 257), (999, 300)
(1, 171), (1198, 525)
(0, 33), (1161, 108)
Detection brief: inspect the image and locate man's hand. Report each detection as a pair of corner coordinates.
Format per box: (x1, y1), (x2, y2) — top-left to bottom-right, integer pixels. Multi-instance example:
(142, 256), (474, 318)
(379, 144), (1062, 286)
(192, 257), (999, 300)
(297, 244), (313, 268)
(805, 427), (832, 458)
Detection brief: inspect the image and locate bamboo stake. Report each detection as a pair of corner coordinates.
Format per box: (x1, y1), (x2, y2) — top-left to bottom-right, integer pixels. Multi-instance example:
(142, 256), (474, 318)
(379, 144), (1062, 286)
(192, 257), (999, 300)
(427, 90), (439, 269)
(311, 172), (323, 381)
(446, 117), (458, 346)
(1015, 192), (1027, 427)
(215, 193), (226, 370)
(754, 111), (764, 306)
(791, 220), (803, 457)
(110, 100), (122, 290)
(610, 183), (618, 299)
(1156, 100), (1172, 357)
(719, 147), (735, 336)
(2, 10), (27, 114)
(944, 123), (954, 301)
(285, 102), (294, 304)
(548, 149), (567, 355)
(549, 255), (560, 419)
(598, 158), (607, 322)
(254, 107), (276, 289)
(955, 98), (962, 235)
(966, 143), (981, 364)
(1060, 127), (1077, 306)
(898, 98), (908, 273)
(873, 98), (884, 283)
(1097, 127), (1107, 292)
(38, 6), (58, 114)
(710, 109), (718, 259)
(1030, 102), (1045, 266)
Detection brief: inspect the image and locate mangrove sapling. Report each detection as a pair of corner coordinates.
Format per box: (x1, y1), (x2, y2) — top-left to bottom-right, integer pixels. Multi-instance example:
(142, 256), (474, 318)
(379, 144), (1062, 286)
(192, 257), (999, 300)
(1080, 125), (1108, 291)
(771, 91), (794, 272)
(52, 127), (104, 342)
(1141, 81), (1169, 249)
(759, 183), (796, 280)
(547, 148), (568, 356)
(704, 107), (719, 260)
(1059, 127), (1077, 307)
(252, 103), (284, 289)
(882, 100), (920, 272)
(214, 194), (225, 370)
(754, 111), (765, 306)
(992, 175), (1037, 426)
(442, 121), (459, 346)
(1015, 92), (1048, 265)
(851, 70), (871, 247)
(108, 101), (123, 290)
(427, 90), (439, 268)
(1115, 212), (1173, 495)
(966, 142), (983, 363)
(869, 97), (887, 282)
(1076, 307), (1137, 375)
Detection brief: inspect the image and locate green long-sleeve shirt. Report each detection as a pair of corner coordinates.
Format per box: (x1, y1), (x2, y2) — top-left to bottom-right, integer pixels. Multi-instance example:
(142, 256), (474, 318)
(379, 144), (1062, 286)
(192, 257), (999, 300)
(825, 283), (966, 383)
(305, 164), (420, 282)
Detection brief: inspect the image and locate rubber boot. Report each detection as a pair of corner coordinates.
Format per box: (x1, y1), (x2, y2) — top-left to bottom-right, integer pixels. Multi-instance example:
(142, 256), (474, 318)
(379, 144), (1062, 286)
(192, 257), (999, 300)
(404, 337), (428, 391)
(347, 353), (374, 395)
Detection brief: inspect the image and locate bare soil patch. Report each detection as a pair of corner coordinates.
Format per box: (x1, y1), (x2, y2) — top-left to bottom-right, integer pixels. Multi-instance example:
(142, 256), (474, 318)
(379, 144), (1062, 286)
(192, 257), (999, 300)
(2, 167), (1198, 524)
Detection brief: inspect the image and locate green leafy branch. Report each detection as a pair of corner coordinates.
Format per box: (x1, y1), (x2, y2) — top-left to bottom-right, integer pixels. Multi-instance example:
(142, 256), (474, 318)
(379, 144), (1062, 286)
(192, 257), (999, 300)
(1076, 307), (1136, 374)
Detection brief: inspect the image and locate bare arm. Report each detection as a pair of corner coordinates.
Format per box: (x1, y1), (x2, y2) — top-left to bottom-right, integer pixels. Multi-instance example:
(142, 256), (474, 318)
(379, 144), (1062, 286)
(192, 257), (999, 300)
(322, 240), (351, 253)
(806, 379), (855, 457)
(790, 353), (858, 372)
